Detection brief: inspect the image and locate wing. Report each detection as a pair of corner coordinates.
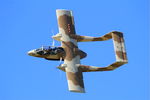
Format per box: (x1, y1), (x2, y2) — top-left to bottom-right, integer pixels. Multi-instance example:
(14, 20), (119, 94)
(56, 10), (85, 93)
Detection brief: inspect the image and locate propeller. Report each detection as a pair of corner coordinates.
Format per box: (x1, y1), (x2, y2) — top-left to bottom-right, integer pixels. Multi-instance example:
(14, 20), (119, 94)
(57, 57), (63, 79)
(51, 29), (55, 47)
(41, 45), (44, 50)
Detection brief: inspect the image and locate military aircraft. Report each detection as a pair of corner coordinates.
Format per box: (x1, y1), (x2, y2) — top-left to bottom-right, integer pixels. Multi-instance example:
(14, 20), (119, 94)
(28, 9), (128, 93)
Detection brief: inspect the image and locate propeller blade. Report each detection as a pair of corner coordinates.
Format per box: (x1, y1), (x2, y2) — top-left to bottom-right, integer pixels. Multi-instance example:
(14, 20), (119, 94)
(51, 29), (55, 47)
(41, 45), (44, 50)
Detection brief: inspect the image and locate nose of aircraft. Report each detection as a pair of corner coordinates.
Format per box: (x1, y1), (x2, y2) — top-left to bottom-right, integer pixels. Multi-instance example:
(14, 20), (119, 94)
(27, 50), (35, 56)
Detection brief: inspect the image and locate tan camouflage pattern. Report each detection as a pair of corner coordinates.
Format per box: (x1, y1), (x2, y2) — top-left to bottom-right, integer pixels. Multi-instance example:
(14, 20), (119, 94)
(55, 9), (128, 93)
(57, 31), (127, 72)
(56, 10), (85, 93)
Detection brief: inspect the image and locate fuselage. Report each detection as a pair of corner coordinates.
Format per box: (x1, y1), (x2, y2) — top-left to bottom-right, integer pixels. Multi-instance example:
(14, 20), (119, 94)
(28, 46), (87, 61)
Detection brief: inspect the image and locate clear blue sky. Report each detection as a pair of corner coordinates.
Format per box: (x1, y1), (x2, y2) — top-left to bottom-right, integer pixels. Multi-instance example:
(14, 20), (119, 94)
(0, 0), (149, 100)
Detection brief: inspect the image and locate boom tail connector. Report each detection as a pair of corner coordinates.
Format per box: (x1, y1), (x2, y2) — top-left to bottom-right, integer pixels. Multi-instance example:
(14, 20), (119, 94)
(57, 31), (128, 72)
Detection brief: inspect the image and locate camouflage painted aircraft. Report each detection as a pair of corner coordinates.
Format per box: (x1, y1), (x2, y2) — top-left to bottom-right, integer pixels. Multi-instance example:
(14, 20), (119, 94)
(28, 9), (128, 93)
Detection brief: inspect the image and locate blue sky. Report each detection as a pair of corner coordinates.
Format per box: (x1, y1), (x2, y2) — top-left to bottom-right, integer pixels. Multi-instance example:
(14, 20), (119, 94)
(0, 0), (149, 100)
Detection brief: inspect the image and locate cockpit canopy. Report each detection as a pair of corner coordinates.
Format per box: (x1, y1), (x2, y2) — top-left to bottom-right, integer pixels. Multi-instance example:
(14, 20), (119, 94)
(35, 46), (54, 50)
(35, 46), (64, 55)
